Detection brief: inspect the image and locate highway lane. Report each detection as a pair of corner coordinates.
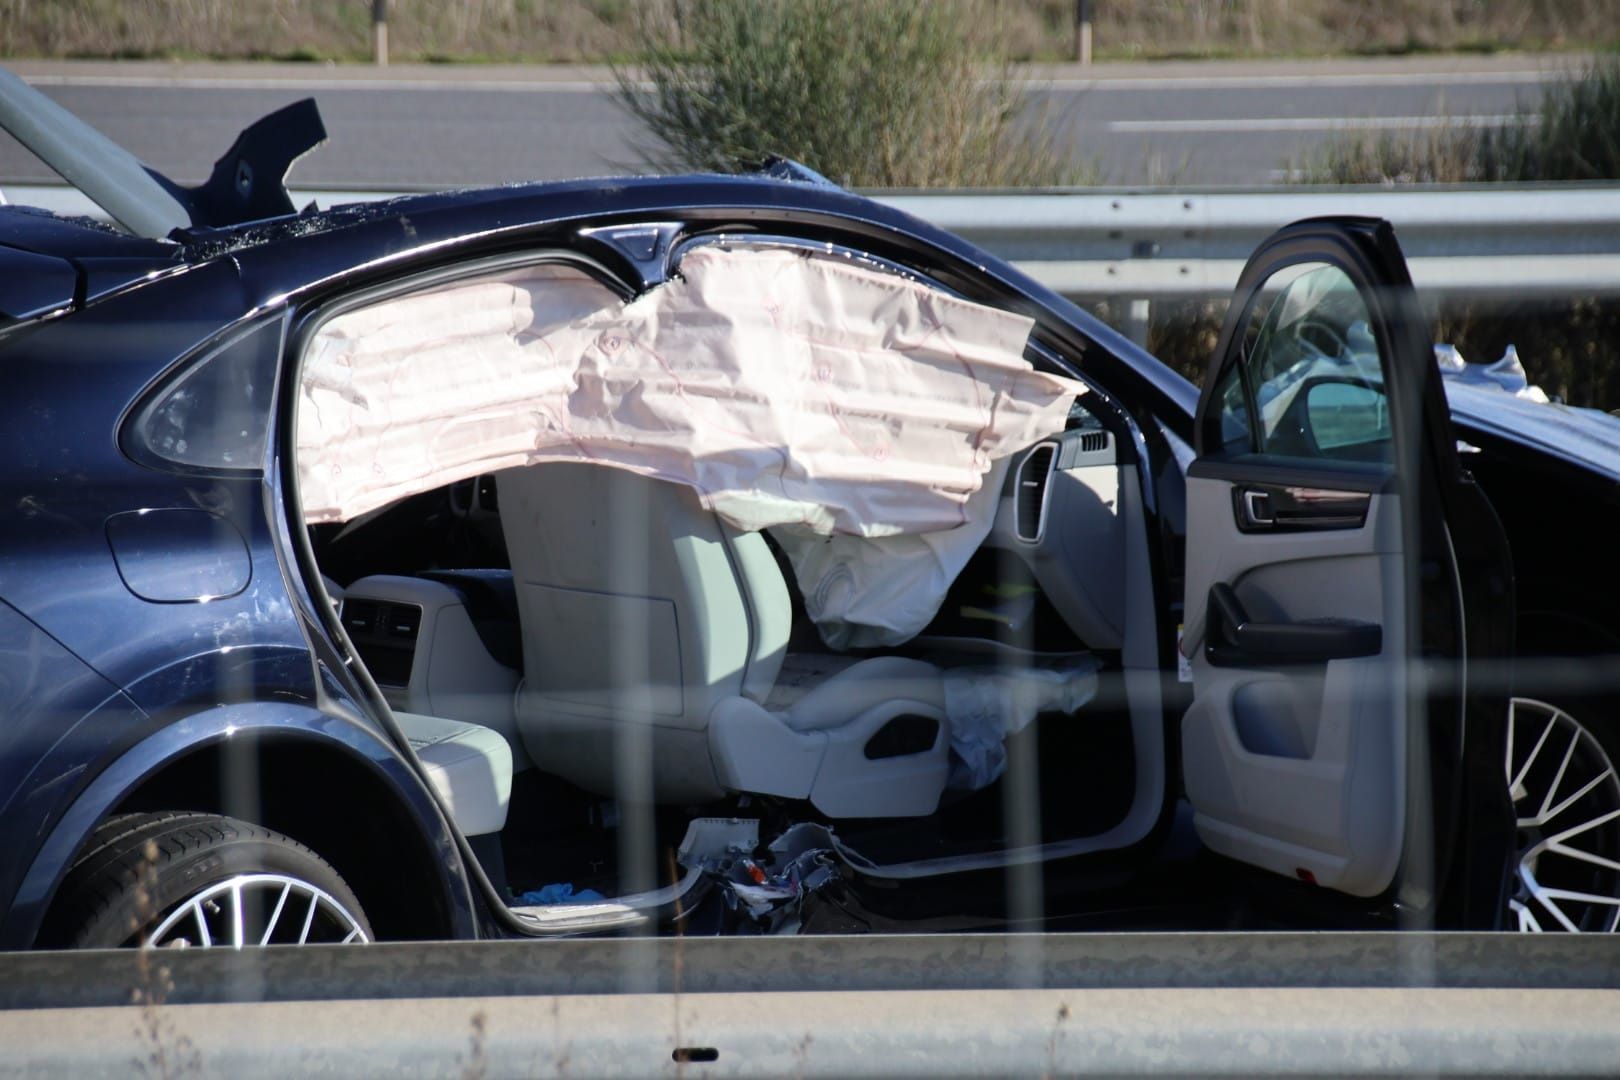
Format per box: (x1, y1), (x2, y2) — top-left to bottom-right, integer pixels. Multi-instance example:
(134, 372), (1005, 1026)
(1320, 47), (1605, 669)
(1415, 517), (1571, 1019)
(1030, 70), (1551, 183)
(0, 56), (1577, 191)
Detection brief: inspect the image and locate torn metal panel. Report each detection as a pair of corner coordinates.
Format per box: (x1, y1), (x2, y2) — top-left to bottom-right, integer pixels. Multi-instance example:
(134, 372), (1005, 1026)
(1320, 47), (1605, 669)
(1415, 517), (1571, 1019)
(508, 865), (707, 935)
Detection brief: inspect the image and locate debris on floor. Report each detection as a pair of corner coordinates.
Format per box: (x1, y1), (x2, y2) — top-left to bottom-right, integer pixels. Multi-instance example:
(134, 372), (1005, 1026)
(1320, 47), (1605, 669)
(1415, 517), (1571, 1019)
(677, 818), (842, 934)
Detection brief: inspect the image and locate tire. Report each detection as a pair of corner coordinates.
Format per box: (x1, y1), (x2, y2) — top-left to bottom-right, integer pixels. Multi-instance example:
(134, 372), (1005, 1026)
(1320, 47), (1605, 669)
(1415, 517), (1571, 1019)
(1503, 696), (1620, 932)
(40, 812), (372, 948)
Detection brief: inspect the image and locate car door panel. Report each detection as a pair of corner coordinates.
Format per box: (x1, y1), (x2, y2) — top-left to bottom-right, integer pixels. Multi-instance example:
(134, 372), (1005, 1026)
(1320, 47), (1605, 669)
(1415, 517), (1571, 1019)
(1180, 219), (1490, 902)
(1183, 471), (1405, 895)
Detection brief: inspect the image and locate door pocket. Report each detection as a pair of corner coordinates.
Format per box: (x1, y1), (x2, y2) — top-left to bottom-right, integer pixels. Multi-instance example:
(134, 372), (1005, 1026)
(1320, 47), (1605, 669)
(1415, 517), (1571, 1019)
(1232, 675), (1323, 759)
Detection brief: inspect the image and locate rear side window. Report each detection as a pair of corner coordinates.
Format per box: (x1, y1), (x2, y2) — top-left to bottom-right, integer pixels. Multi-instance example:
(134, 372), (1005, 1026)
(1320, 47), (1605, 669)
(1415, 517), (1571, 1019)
(124, 311), (288, 474)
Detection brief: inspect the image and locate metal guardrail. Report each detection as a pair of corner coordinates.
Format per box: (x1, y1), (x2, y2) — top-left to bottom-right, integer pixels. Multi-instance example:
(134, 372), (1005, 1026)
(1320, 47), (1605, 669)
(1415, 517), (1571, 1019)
(3, 933), (1619, 1076)
(13, 931), (1620, 1010)
(881, 186), (1620, 300)
(8, 180), (1620, 318)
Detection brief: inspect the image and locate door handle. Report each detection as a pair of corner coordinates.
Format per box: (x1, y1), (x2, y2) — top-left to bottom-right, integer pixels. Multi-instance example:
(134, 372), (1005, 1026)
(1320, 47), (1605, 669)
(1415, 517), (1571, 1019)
(1206, 582), (1382, 667)
(1232, 483), (1371, 533)
(1240, 488), (1274, 528)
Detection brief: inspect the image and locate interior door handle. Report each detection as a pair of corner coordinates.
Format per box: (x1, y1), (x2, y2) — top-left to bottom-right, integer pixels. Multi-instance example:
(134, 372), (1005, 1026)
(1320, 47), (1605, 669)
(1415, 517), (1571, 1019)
(1240, 489), (1274, 528)
(1232, 483), (1372, 533)
(1206, 582), (1382, 667)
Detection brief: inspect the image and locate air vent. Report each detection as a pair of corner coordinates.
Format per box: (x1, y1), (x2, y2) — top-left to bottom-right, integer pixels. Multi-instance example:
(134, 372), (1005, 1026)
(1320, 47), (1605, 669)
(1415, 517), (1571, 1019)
(338, 598), (422, 687)
(341, 599), (382, 638)
(1079, 431), (1108, 454)
(476, 473), (500, 512)
(1015, 443), (1057, 542)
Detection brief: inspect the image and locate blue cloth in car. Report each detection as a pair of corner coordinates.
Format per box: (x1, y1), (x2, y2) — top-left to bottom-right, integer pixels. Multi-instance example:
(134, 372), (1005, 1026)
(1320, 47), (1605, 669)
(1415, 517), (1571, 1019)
(516, 882), (606, 905)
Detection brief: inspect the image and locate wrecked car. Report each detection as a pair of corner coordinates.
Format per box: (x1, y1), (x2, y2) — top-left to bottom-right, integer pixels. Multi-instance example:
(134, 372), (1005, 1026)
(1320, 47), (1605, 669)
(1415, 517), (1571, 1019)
(4, 73), (1620, 949)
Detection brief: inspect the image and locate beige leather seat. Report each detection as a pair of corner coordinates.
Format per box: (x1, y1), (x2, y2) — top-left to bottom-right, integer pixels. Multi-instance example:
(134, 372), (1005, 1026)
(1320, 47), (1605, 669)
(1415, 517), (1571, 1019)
(496, 463), (954, 818)
(393, 711), (513, 836)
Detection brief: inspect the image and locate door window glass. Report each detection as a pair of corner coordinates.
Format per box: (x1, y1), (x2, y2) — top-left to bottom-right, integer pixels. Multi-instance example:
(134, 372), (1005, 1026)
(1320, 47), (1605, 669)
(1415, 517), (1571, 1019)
(1210, 262), (1391, 463)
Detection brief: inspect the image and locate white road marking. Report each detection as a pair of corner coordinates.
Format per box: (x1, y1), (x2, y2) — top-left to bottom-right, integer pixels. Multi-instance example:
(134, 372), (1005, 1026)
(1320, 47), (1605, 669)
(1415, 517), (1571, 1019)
(1110, 113), (1532, 133)
(21, 70), (1559, 94)
(1041, 70), (1558, 92)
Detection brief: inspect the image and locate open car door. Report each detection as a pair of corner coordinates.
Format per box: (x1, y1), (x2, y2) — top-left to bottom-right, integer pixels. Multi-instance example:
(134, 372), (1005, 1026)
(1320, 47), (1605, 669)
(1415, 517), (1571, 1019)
(1180, 217), (1512, 905)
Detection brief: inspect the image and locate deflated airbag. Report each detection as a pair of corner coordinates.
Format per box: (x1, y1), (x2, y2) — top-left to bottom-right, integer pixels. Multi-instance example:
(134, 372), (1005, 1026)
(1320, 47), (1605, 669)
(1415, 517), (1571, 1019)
(298, 246), (1082, 539)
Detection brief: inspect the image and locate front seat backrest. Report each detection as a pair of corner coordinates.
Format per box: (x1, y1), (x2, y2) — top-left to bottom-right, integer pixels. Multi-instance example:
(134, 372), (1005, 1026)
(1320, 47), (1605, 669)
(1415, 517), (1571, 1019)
(496, 462), (789, 800)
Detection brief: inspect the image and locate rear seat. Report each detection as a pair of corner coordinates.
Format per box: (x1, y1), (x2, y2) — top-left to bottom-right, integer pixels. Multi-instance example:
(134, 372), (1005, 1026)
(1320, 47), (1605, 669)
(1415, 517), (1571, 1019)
(393, 712), (513, 837)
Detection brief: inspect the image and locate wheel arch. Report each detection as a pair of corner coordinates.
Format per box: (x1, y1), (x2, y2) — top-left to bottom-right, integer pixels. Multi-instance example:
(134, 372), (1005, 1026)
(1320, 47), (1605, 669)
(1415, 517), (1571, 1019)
(6, 702), (476, 947)
(1516, 607), (1620, 659)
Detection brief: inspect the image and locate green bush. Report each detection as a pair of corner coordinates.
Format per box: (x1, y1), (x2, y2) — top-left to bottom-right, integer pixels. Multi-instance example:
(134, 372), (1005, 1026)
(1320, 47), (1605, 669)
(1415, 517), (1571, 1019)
(612, 0), (1088, 188)
(1489, 56), (1620, 182)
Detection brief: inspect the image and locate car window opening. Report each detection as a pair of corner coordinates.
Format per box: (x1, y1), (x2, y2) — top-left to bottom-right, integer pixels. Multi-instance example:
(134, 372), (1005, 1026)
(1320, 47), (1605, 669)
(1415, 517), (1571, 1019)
(296, 245), (1156, 934)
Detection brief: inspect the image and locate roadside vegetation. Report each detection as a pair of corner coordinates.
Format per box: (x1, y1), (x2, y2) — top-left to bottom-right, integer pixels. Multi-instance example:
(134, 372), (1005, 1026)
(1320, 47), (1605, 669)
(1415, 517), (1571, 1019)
(611, 0), (1088, 187)
(1128, 295), (1620, 414)
(1, 0), (1616, 64)
(1297, 56), (1620, 183)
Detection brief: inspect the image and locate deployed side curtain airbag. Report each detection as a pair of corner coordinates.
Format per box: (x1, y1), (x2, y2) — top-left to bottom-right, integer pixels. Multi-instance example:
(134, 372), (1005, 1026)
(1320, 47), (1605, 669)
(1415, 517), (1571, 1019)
(297, 246), (1086, 645)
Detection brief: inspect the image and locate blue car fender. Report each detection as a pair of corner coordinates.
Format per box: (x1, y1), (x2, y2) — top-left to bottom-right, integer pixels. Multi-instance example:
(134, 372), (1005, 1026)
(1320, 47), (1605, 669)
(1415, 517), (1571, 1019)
(2, 697), (476, 948)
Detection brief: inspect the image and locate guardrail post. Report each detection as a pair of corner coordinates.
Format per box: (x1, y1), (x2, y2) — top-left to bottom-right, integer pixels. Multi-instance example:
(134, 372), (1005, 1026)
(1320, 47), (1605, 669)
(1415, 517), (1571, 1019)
(1124, 299), (1151, 347)
(373, 0), (389, 67)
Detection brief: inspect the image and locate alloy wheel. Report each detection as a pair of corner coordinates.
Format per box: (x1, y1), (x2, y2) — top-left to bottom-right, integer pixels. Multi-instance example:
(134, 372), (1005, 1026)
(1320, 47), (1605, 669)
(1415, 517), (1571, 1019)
(145, 872), (370, 948)
(1506, 697), (1620, 932)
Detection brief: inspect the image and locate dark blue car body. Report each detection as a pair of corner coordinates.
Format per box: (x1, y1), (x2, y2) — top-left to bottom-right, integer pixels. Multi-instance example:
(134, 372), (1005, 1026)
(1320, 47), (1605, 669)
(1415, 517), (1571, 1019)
(0, 174), (1216, 946)
(3, 161), (1619, 945)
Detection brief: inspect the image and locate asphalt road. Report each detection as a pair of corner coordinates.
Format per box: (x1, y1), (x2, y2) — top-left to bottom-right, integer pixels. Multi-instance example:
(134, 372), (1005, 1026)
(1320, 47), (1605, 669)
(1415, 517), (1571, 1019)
(0, 55), (1581, 190)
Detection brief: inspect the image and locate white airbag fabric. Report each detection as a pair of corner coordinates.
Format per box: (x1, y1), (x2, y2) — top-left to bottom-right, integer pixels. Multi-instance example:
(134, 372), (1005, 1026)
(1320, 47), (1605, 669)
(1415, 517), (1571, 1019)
(943, 658), (1101, 790)
(771, 457), (1011, 649)
(298, 248), (1082, 539)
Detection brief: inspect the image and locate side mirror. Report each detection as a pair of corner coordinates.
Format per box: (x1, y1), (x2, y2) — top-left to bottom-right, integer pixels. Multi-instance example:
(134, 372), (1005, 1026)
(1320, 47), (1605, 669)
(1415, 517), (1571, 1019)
(1304, 379), (1389, 453)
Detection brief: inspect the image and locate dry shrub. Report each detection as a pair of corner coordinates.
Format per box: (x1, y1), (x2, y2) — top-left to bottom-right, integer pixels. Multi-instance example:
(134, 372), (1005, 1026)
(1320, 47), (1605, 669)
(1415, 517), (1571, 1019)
(0, 0), (368, 61)
(1002, 0), (1620, 61)
(1295, 123), (1489, 185)
(5, 0), (1616, 63)
(1498, 57), (1620, 182)
(1298, 57), (1620, 183)
(613, 0), (1090, 188)
(0, 0), (640, 62)
(1087, 295), (1620, 414)
(1081, 297), (1228, 385)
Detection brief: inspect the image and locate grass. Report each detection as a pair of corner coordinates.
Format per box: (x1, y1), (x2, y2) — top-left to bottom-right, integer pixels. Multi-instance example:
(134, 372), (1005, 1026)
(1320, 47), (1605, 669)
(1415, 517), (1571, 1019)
(2, 0), (1617, 64)
(611, 0), (1091, 188)
(1296, 57), (1620, 184)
